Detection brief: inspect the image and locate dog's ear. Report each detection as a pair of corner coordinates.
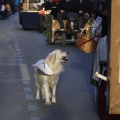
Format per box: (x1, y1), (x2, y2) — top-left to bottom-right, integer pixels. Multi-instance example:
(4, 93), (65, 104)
(47, 54), (56, 64)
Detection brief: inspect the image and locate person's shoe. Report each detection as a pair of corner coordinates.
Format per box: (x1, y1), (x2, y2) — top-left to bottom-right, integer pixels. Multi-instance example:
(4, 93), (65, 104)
(61, 28), (64, 31)
(79, 26), (84, 31)
(2, 17), (6, 20)
(60, 27), (64, 31)
(12, 12), (15, 14)
(77, 33), (80, 36)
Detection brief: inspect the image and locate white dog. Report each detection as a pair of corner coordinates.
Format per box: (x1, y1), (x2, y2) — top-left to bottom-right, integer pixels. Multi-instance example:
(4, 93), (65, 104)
(32, 49), (69, 105)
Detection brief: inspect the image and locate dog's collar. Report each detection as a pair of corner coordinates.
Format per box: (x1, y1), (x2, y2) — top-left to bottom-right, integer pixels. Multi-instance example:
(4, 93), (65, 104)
(32, 59), (54, 75)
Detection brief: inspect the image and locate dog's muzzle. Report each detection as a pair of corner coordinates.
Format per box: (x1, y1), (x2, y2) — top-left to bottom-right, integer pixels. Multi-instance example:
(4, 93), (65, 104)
(62, 56), (68, 61)
(62, 52), (69, 62)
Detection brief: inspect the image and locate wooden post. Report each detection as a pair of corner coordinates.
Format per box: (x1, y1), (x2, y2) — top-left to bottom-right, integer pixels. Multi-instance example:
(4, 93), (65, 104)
(107, 0), (120, 114)
(27, 0), (29, 11)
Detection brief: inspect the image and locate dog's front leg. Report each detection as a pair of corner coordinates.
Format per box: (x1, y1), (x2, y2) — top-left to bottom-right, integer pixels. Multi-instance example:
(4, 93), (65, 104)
(52, 75), (59, 103)
(35, 79), (40, 100)
(36, 88), (40, 100)
(52, 85), (56, 103)
(43, 83), (51, 105)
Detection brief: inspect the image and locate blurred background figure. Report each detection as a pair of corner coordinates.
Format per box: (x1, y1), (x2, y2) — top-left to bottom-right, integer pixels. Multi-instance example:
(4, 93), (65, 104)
(0, 0), (6, 20)
(14, 0), (19, 12)
(4, 0), (11, 18)
(10, 0), (15, 14)
(42, 0), (53, 11)
(33, 0), (44, 11)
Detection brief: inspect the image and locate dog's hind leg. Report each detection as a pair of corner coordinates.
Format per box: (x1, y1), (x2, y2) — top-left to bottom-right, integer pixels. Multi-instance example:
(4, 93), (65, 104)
(42, 86), (51, 100)
(52, 75), (59, 103)
(43, 83), (51, 105)
(41, 87), (45, 100)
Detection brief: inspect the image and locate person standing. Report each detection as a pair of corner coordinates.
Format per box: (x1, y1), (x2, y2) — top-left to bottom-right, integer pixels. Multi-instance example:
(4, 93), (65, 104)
(4, 0), (11, 18)
(10, 0), (15, 14)
(14, 0), (19, 12)
(0, 0), (6, 20)
(91, 0), (109, 84)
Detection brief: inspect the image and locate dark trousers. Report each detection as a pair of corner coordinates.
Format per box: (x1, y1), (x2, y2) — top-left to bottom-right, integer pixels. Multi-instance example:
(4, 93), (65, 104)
(57, 12), (89, 32)
(57, 12), (67, 29)
(0, 11), (6, 19)
(10, 4), (16, 14)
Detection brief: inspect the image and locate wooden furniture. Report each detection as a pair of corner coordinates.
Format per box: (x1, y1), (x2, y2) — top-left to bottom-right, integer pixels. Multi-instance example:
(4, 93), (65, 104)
(51, 20), (67, 42)
(107, 0), (120, 114)
(98, 61), (120, 120)
(19, 0), (44, 29)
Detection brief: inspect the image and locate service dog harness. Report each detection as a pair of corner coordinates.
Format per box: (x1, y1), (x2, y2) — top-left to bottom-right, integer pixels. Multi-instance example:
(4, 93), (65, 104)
(32, 59), (54, 76)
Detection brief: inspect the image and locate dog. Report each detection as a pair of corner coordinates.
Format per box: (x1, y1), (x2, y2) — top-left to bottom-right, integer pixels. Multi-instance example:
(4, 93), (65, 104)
(32, 49), (69, 105)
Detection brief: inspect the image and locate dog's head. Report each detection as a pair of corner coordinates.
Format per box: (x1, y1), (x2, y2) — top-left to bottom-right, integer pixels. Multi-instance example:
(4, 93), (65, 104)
(48, 49), (69, 63)
(49, 49), (69, 62)
(44, 49), (69, 74)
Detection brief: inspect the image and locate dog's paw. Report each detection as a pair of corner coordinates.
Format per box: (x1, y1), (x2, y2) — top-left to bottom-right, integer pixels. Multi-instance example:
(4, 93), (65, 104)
(35, 97), (40, 100)
(45, 102), (51, 105)
(52, 98), (56, 103)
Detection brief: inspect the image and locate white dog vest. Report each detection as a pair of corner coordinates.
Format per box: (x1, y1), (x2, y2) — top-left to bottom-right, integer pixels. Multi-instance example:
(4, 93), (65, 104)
(32, 59), (54, 75)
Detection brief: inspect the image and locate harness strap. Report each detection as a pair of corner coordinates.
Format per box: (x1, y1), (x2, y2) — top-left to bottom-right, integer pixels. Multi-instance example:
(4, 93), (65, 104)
(34, 67), (53, 76)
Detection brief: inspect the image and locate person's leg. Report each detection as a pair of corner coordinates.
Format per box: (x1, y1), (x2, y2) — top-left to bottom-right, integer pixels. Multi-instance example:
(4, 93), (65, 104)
(5, 4), (11, 18)
(1, 11), (5, 20)
(76, 15), (83, 33)
(2, 11), (6, 19)
(0, 12), (1, 19)
(82, 15), (89, 27)
(11, 4), (15, 14)
(15, 5), (19, 12)
(57, 12), (65, 30)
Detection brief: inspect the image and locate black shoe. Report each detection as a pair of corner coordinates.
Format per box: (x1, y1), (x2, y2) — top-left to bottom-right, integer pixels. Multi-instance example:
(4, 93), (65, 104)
(2, 17), (6, 20)
(12, 12), (15, 14)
